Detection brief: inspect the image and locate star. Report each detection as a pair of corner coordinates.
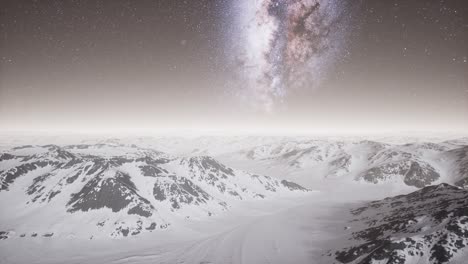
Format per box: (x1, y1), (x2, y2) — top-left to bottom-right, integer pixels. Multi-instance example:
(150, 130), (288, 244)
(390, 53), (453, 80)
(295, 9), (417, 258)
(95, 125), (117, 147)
(226, 0), (354, 111)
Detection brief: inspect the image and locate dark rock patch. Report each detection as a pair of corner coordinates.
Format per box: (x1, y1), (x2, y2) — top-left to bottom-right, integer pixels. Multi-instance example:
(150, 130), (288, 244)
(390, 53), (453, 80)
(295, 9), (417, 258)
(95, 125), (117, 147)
(404, 162), (440, 188)
(85, 159), (108, 175)
(153, 176), (211, 210)
(140, 165), (165, 177)
(67, 171), (154, 217)
(66, 171), (81, 184)
(146, 222), (157, 231)
(48, 190), (61, 201)
(281, 180), (308, 191)
(0, 153), (15, 161)
(332, 183), (468, 264)
(455, 177), (468, 189)
(1, 161), (52, 191)
(27, 173), (53, 202)
(63, 158), (83, 169)
(42, 233), (54, 237)
(0, 231), (9, 240)
(12, 145), (33, 150)
(114, 226), (130, 237)
(185, 156), (234, 178)
(128, 204), (153, 217)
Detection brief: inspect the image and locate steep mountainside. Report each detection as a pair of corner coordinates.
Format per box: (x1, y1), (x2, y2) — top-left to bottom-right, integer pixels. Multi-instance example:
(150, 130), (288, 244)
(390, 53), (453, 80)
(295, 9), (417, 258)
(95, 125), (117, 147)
(445, 146), (468, 188)
(328, 184), (468, 264)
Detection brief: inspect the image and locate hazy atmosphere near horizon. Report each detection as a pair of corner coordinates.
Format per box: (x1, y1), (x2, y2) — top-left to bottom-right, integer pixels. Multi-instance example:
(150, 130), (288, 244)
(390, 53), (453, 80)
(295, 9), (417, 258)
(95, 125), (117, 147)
(1, 1), (468, 264)
(0, 0), (467, 133)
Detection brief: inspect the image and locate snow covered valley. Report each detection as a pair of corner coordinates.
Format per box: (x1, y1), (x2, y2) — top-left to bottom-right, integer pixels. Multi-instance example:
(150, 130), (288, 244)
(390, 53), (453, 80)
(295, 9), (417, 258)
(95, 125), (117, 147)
(1, 135), (467, 264)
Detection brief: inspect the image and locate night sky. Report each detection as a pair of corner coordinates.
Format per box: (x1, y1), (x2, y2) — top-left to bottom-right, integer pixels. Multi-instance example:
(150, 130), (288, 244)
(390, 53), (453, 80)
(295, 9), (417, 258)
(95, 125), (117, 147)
(0, 0), (467, 134)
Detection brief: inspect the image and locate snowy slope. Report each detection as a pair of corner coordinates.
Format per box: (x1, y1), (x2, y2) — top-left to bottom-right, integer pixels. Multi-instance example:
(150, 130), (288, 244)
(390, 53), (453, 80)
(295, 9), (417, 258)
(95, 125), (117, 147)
(328, 183), (468, 264)
(0, 135), (467, 264)
(0, 143), (308, 239)
(3, 135), (467, 190)
(205, 138), (468, 189)
(444, 146), (468, 188)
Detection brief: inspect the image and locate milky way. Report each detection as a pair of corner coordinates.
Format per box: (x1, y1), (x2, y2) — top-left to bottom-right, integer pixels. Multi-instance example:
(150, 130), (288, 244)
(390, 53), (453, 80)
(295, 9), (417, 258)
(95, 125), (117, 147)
(227, 0), (354, 111)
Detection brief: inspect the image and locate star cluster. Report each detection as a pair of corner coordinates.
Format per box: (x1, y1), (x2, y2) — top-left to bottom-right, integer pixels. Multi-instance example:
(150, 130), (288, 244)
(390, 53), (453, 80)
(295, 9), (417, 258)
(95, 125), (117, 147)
(224, 0), (357, 111)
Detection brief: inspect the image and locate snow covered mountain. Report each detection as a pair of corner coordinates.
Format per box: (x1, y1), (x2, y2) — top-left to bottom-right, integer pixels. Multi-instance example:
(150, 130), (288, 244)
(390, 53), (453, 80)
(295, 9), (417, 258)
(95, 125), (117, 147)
(2, 135), (466, 195)
(445, 146), (468, 188)
(0, 143), (308, 239)
(202, 138), (468, 189)
(0, 135), (467, 264)
(328, 183), (468, 264)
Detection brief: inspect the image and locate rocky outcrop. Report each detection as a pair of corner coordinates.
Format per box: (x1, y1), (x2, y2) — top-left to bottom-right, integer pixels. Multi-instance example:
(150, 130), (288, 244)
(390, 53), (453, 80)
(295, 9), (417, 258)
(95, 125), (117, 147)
(331, 184), (468, 264)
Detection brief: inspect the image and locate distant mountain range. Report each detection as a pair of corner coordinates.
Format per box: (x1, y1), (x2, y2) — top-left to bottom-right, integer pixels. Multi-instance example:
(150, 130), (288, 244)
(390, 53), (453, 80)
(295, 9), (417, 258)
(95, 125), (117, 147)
(200, 137), (468, 189)
(0, 143), (308, 239)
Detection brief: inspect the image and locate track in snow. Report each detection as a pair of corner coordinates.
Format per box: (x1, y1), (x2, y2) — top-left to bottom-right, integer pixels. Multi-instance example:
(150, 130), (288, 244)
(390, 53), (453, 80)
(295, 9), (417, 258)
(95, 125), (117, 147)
(108, 200), (351, 264)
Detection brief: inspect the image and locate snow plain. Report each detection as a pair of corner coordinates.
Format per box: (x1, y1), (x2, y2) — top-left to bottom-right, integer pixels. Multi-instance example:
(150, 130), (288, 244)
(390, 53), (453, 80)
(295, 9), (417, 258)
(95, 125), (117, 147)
(0, 183), (404, 264)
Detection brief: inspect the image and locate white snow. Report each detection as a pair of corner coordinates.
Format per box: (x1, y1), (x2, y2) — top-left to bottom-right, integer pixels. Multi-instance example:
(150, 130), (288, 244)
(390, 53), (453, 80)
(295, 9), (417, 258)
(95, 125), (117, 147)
(0, 134), (467, 264)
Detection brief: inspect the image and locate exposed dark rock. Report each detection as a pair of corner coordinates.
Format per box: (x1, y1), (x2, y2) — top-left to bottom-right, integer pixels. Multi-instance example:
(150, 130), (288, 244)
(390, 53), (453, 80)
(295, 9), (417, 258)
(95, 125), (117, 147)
(153, 176), (211, 209)
(27, 173), (54, 202)
(200, 156), (234, 176)
(185, 156), (234, 178)
(333, 183), (468, 264)
(360, 160), (439, 188)
(1, 161), (52, 191)
(139, 165), (165, 177)
(404, 162), (440, 188)
(12, 145), (33, 150)
(85, 159), (108, 175)
(115, 227), (129, 237)
(48, 190), (61, 201)
(0, 153), (15, 161)
(128, 204), (153, 217)
(63, 158), (83, 169)
(254, 193), (265, 199)
(228, 190), (240, 198)
(67, 171), (154, 217)
(153, 183), (167, 201)
(329, 155), (351, 172)
(361, 162), (408, 183)
(281, 149), (301, 159)
(109, 157), (135, 167)
(455, 177), (468, 189)
(51, 147), (77, 160)
(146, 222), (157, 231)
(0, 231), (9, 240)
(66, 171), (81, 184)
(135, 156), (170, 165)
(281, 180), (308, 191)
